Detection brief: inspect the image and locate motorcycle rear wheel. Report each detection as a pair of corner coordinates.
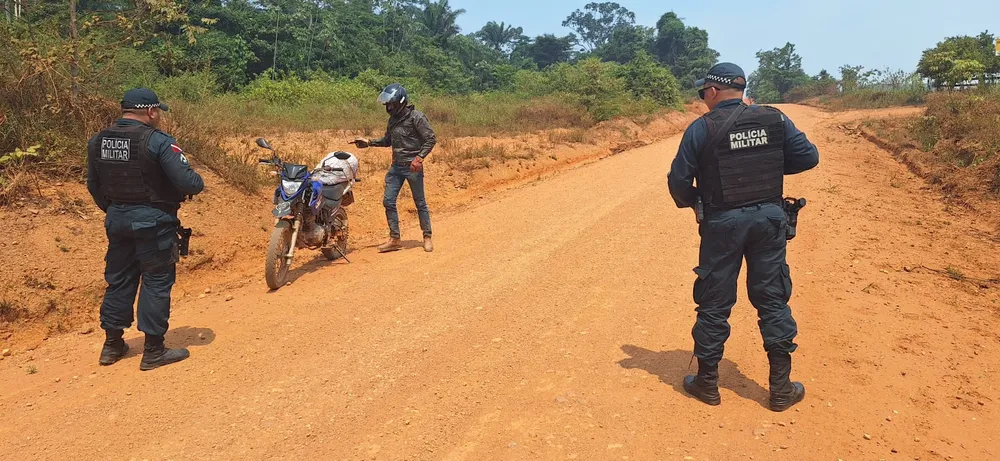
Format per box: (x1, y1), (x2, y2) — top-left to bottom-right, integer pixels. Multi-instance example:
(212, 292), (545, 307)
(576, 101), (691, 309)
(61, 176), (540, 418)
(265, 220), (293, 290)
(322, 209), (349, 261)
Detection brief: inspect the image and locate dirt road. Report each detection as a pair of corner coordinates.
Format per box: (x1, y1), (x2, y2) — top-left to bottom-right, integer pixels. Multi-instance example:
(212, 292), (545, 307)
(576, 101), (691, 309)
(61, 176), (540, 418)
(2, 105), (998, 460)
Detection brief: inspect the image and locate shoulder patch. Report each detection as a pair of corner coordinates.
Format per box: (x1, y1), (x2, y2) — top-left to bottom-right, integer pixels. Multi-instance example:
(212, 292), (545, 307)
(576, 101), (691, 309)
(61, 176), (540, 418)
(172, 144), (189, 164)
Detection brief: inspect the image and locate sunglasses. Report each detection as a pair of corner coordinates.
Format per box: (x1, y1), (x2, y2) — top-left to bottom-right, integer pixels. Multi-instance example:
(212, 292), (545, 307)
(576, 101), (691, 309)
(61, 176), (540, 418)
(698, 87), (716, 100)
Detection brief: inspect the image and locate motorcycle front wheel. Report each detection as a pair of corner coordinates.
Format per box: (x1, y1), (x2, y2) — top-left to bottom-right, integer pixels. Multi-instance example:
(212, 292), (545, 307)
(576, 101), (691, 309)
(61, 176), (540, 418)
(265, 220), (293, 290)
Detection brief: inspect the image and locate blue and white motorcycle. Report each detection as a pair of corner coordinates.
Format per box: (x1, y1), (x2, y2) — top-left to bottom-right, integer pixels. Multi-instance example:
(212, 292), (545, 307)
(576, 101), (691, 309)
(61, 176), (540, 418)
(256, 138), (357, 290)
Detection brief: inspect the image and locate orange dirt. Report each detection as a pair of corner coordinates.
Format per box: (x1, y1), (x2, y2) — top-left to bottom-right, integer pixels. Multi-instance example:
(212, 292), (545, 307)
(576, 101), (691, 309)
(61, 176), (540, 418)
(0, 106), (703, 348)
(850, 114), (1000, 235)
(2, 105), (999, 460)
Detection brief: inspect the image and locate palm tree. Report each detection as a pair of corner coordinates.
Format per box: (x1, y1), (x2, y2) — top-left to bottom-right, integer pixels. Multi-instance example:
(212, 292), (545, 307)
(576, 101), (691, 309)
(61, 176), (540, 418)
(419, 0), (465, 48)
(475, 21), (524, 55)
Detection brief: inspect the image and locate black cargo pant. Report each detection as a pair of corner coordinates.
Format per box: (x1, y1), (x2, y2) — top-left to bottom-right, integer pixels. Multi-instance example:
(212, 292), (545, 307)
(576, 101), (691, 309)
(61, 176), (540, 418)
(692, 202), (798, 368)
(100, 204), (179, 337)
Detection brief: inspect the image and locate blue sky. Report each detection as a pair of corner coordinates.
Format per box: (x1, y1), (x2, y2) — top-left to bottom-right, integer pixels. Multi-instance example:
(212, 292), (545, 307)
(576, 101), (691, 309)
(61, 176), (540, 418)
(451, 0), (1000, 80)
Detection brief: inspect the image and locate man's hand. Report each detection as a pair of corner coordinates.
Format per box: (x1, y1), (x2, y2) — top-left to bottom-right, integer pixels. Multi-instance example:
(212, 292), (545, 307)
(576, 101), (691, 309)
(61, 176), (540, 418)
(351, 138), (370, 149)
(410, 156), (424, 173)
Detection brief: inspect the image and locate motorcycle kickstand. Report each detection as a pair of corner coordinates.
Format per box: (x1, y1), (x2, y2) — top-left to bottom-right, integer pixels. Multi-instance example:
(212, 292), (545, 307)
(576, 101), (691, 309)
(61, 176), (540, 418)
(333, 244), (351, 264)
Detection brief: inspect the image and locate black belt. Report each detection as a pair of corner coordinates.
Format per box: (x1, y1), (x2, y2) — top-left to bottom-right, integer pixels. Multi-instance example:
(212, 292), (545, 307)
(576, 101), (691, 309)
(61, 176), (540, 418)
(705, 199), (782, 213)
(111, 202), (179, 215)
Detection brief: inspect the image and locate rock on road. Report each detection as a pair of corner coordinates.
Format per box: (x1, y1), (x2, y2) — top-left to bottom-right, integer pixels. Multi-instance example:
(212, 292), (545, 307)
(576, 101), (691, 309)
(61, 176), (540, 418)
(2, 105), (999, 460)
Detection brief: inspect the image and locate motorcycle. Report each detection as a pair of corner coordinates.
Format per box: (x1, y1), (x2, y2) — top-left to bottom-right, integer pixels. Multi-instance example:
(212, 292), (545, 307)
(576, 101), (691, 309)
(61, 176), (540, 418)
(256, 138), (358, 290)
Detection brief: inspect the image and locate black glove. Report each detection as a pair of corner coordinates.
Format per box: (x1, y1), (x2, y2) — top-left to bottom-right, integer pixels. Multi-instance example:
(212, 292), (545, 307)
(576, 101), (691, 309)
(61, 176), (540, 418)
(352, 138), (370, 149)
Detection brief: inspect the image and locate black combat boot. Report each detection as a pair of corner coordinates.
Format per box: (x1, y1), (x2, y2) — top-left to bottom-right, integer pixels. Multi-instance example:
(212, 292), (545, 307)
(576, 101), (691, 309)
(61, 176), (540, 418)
(139, 334), (190, 371)
(99, 329), (129, 366)
(683, 359), (722, 406)
(768, 351), (805, 412)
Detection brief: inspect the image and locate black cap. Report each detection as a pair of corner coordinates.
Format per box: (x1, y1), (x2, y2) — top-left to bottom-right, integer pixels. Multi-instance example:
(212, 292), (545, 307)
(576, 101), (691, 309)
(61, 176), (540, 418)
(121, 88), (169, 112)
(695, 63), (747, 90)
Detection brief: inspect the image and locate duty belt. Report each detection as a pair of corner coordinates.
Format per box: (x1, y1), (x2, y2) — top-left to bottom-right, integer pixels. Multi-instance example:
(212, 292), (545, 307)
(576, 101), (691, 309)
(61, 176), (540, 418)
(110, 202), (180, 215)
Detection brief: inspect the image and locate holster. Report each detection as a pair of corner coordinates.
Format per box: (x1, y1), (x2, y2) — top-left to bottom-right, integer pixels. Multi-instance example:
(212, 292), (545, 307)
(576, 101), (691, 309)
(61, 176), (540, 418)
(782, 197), (807, 240)
(176, 223), (193, 256)
(694, 197), (705, 224)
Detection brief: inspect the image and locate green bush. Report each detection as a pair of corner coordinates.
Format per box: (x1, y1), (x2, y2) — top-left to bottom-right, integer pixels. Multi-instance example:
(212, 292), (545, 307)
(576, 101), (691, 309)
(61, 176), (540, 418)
(155, 72), (219, 103)
(616, 51), (682, 108)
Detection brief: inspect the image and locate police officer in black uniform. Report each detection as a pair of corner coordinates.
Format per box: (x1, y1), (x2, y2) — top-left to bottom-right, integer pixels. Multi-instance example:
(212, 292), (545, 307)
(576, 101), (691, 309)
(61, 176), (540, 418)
(87, 88), (204, 371)
(667, 63), (819, 412)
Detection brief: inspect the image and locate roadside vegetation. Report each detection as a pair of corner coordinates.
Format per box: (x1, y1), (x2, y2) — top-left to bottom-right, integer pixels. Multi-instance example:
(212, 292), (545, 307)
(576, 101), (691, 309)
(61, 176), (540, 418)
(0, 1), (726, 198)
(746, 33), (999, 110)
(3, 1), (998, 200)
(859, 86), (1000, 200)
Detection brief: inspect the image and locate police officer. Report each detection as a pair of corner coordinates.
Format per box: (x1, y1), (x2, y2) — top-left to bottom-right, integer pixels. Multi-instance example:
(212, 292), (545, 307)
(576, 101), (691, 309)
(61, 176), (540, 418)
(352, 83), (436, 253)
(87, 88), (204, 371)
(667, 63), (819, 412)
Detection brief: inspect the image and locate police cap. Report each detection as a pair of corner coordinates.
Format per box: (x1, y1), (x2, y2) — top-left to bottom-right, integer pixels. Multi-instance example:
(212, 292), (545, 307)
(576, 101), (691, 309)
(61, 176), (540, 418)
(695, 63), (747, 90)
(121, 88), (170, 112)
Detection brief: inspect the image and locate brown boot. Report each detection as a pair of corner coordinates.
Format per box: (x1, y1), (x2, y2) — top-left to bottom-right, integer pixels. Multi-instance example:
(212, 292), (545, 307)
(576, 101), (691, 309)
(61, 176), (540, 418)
(423, 236), (434, 253)
(378, 237), (402, 253)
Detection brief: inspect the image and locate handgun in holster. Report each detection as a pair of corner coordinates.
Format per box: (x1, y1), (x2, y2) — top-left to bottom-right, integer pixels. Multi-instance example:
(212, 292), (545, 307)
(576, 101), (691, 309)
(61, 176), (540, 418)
(694, 197), (705, 224)
(177, 225), (193, 256)
(782, 197), (807, 240)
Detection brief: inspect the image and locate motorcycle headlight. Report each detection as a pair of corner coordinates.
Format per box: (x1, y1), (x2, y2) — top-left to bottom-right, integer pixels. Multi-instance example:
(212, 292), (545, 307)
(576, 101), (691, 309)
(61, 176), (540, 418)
(281, 180), (303, 196)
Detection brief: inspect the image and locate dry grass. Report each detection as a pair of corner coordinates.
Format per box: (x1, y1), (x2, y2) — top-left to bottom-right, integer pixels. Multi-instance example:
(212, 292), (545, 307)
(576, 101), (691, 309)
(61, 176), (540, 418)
(439, 141), (537, 172)
(547, 129), (588, 145)
(859, 87), (1000, 198)
(0, 298), (25, 323)
(0, 171), (38, 206)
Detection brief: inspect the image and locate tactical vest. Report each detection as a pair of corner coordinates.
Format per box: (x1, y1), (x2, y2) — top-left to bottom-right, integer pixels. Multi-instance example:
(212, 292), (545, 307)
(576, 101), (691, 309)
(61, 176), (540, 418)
(88, 123), (184, 205)
(697, 104), (786, 208)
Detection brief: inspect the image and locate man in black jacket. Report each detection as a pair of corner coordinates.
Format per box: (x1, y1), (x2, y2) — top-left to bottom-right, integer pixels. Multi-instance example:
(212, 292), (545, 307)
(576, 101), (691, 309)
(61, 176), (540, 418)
(353, 83), (437, 253)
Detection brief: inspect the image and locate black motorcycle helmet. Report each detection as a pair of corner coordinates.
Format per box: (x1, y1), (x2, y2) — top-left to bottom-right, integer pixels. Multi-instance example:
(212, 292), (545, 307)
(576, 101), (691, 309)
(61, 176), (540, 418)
(377, 83), (408, 115)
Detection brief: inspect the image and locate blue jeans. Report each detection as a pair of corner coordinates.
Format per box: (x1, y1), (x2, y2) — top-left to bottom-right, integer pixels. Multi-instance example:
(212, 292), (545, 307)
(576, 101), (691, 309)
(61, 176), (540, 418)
(383, 164), (431, 239)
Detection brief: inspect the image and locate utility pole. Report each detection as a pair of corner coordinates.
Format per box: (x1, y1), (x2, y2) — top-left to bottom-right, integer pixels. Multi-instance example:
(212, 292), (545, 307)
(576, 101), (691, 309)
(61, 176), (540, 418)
(306, 9), (313, 71)
(272, 7), (279, 76)
(69, 0), (80, 100)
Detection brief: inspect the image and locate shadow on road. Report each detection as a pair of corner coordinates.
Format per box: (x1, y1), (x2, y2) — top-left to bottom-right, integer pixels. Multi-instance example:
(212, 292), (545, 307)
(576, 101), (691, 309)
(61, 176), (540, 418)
(399, 240), (424, 250)
(124, 326), (217, 356)
(618, 345), (770, 408)
(277, 250), (352, 289)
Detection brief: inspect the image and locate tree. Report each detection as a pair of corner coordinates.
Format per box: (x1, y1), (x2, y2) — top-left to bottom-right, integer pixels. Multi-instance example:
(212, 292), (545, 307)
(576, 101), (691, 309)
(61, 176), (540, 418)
(524, 34), (576, 69)
(814, 69), (833, 82)
(562, 2), (635, 52)
(418, 0), (465, 48)
(653, 12), (718, 87)
(596, 25), (653, 64)
(839, 65), (864, 92)
(615, 51), (680, 107)
(747, 42), (810, 103)
(475, 21), (524, 55)
(783, 68), (838, 102)
(918, 32), (998, 87)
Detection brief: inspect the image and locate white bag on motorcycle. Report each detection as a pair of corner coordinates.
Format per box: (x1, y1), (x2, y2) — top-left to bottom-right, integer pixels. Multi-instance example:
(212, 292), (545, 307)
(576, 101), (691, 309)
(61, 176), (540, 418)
(313, 151), (359, 185)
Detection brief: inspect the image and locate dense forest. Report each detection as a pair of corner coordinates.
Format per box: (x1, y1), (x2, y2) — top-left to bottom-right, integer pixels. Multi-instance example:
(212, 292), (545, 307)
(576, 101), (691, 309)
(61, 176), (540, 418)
(0, 1), (720, 96)
(2, 0), (999, 196)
